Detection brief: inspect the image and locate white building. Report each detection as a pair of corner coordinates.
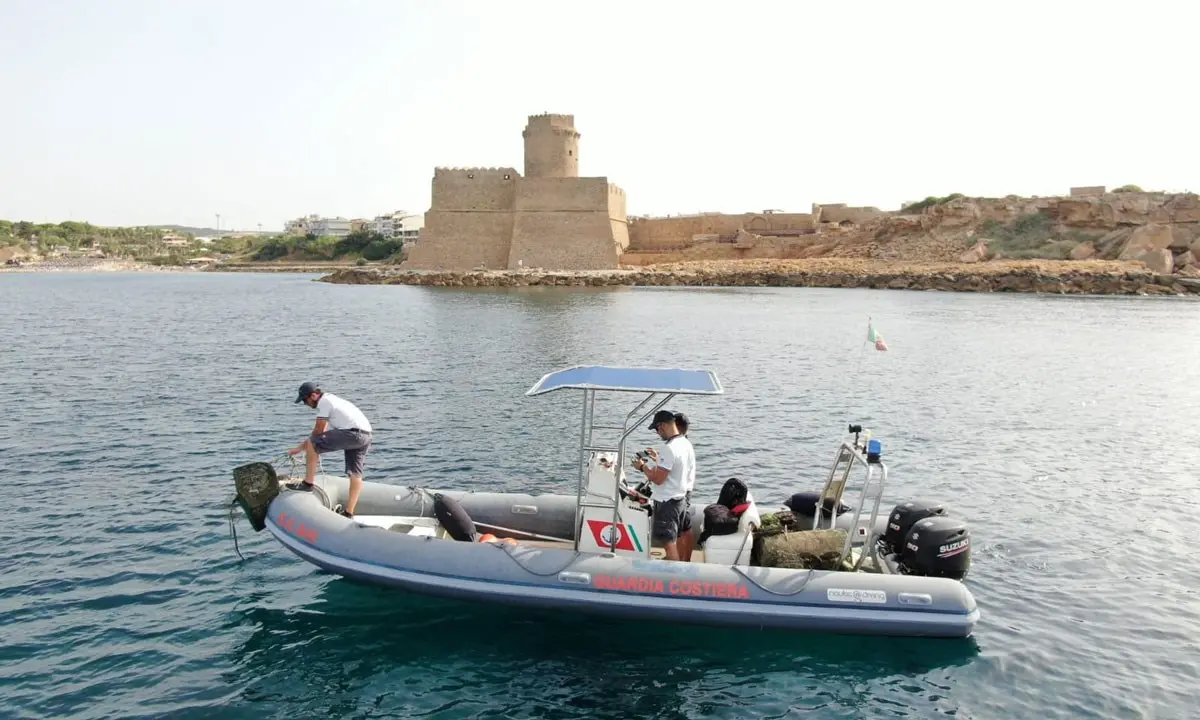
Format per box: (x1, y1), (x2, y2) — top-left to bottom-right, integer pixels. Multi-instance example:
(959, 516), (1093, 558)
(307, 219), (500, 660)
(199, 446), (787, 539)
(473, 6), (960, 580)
(287, 212), (421, 240)
(371, 214), (395, 237)
(370, 211), (423, 241)
(395, 213), (423, 241)
(284, 214), (353, 237)
(310, 217), (352, 237)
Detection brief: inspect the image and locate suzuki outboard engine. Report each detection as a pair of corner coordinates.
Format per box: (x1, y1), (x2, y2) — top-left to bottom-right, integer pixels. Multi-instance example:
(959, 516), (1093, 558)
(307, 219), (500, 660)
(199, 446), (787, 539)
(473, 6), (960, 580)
(899, 515), (971, 580)
(881, 500), (947, 556)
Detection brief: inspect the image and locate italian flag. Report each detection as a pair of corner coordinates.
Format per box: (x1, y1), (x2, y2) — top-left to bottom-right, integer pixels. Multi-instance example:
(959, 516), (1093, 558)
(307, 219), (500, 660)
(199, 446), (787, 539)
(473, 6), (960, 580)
(867, 320), (888, 352)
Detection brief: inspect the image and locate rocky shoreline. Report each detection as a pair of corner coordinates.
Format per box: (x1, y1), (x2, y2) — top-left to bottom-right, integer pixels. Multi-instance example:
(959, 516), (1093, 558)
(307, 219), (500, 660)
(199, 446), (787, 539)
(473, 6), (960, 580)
(203, 262), (362, 273)
(316, 259), (1200, 296)
(0, 259), (194, 273)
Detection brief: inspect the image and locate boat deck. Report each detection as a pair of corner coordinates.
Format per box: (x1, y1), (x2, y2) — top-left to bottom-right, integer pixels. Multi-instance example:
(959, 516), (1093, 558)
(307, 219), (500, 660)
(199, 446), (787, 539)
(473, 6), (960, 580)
(351, 513), (723, 562)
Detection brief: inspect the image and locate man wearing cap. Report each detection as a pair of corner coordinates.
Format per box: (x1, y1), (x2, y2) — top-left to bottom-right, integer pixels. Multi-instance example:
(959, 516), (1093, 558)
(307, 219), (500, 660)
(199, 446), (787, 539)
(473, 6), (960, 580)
(288, 382), (373, 517)
(631, 409), (696, 562)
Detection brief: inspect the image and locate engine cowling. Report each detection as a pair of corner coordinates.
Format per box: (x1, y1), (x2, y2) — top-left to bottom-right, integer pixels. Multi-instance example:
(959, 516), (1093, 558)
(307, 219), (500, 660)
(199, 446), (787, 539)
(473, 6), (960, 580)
(881, 500), (947, 556)
(898, 515), (971, 580)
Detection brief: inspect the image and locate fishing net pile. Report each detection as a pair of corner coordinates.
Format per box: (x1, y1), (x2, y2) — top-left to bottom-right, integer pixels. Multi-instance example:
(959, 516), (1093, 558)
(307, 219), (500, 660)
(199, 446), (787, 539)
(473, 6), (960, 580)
(753, 510), (848, 570)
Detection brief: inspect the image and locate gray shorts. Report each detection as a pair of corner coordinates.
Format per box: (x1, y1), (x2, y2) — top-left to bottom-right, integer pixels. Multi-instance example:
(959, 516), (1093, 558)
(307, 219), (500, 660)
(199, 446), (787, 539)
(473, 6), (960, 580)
(651, 495), (692, 542)
(311, 428), (371, 477)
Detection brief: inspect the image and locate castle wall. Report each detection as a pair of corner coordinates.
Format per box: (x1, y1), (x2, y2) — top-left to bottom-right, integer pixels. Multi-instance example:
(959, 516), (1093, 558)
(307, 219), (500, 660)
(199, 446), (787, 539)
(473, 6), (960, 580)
(406, 209), (513, 270)
(428, 167), (517, 211)
(508, 212), (619, 270)
(404, 168), (517, 270)
(627, 212), (815, 251)
(507, 178), (624, 270)
(609, 184), (629, 252)
(515, 177), (608, 212)
(620, 235), (837, 265)
(813, 203), (885, 225)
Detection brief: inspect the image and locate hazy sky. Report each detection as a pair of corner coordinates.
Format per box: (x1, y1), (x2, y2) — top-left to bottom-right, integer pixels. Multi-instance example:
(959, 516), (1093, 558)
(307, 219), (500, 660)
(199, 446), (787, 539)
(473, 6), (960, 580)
(1, 0), (1195, 231)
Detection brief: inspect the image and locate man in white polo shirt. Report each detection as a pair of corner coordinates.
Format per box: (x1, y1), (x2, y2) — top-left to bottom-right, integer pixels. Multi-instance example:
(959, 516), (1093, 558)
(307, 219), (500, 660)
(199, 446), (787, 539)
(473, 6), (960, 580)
(631, 409), (696, 562)
(288, 381), (373, 517)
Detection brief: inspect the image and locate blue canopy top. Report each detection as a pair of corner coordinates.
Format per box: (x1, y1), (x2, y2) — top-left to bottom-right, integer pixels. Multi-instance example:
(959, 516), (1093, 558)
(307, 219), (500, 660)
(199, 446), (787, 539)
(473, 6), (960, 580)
(525, 365), (724, 397)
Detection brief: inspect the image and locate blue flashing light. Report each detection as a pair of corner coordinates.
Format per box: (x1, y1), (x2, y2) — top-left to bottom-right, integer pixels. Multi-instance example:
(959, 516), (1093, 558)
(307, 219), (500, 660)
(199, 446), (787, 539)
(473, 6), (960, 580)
(867, 439), (882, 456)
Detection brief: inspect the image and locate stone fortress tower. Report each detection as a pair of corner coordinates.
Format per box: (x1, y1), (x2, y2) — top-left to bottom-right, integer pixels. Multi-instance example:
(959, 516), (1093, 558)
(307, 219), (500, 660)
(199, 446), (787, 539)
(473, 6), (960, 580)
(404, 113), (629, 271)
(523, 113), (579, 179)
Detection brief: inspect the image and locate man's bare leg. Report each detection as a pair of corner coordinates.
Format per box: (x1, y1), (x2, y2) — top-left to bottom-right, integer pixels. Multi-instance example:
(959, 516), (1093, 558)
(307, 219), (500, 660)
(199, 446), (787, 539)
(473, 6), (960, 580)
(663, 540), (680, 561)
(303, 439), (318, 484)
(678, 529), (695, 562)
(346, 474), (363, 515)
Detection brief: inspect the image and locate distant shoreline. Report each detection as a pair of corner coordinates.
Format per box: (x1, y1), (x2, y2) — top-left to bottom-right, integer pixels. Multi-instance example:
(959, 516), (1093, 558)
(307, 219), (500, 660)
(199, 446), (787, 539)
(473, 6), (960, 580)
(0, 259), (359, 274)
(6, 258), (1199, 297)
(316, 259), (1200, 297)
(0, 260), (193, 274)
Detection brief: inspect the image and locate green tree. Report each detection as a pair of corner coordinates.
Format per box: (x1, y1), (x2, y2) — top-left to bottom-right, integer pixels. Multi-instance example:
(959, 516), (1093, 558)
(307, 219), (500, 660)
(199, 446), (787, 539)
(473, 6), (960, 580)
(362, 238), (403, 261)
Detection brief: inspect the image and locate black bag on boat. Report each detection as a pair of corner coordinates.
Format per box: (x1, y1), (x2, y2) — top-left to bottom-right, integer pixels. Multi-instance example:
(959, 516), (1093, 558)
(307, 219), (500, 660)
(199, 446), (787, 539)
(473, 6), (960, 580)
(716, 477), (749, 509)
(433, 493), (478, 542)
(697, 478), (752, 547)
(698, 504), (740, 547)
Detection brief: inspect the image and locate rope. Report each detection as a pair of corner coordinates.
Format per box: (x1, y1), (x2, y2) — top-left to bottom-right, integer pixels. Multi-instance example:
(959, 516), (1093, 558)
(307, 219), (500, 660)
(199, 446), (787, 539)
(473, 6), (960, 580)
(731, 563), (817, 597)
(407, 485), (437, 515)
(229, 495), (245, 561)
(487, 541), (583, 577)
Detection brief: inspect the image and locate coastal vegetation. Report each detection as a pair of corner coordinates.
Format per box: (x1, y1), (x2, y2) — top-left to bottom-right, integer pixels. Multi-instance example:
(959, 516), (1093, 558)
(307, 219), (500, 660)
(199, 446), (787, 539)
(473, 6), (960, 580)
(0, 219), (407, 266)
(250, 230), (405, 263)
(900, 194), (965, 214)
(981, 212), (1102, 260)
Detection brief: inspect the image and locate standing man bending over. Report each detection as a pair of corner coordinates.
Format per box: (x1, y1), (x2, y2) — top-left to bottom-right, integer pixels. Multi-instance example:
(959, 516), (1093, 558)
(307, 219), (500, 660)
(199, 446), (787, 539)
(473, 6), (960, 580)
(631, 409), (696, 562)
(288, 381), (373, 518)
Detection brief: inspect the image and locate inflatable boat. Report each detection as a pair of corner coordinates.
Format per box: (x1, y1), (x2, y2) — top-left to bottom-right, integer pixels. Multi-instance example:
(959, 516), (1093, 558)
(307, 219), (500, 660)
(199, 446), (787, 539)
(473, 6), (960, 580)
(232, 365), (979, 638)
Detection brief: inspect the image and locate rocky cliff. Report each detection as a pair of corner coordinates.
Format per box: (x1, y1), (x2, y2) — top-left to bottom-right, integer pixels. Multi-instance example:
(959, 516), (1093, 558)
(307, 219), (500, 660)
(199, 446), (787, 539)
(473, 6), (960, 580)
(630, 191), (1200, 277)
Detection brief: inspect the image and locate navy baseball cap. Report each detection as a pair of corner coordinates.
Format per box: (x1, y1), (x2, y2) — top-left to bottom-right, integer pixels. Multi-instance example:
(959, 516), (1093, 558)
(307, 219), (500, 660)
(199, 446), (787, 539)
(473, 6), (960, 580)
(647, 409), (675, 430)
(295, 381), (319, 403)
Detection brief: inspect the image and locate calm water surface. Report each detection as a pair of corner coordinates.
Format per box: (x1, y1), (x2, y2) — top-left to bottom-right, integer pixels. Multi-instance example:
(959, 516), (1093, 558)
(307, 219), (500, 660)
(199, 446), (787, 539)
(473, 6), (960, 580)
(2, 272), (1198, 719)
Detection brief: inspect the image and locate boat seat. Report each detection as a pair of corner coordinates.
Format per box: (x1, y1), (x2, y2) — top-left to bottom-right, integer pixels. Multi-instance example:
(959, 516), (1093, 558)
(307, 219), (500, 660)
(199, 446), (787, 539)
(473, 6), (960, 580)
(701, 496), (760, 566)
(354, 515), (444, 537)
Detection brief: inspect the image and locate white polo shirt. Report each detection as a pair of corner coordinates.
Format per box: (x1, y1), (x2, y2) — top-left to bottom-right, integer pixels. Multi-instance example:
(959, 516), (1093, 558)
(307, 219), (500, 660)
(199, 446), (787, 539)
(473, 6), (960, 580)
(316, 392), (372, 433)
(651, 434), (694, 503)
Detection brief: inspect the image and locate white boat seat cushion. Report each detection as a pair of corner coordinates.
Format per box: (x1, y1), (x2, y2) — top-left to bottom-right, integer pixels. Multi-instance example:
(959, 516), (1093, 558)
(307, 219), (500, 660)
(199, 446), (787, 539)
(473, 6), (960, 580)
(701, 494), (759, 566)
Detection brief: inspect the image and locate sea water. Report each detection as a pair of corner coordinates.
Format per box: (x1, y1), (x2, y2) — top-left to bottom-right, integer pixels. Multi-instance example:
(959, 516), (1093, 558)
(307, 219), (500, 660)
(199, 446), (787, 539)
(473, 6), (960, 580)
(1, 271), (1198, 719)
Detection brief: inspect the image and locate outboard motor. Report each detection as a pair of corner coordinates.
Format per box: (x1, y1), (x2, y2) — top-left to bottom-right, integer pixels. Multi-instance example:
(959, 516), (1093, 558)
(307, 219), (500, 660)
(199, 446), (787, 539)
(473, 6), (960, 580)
(881, 500), (948, 557)
(899, 515), (971, 580)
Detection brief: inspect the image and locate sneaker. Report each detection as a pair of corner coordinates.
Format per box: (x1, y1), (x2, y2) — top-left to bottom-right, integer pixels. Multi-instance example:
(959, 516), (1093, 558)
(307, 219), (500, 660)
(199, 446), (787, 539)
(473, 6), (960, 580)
(336, 507), (353, 519)
(287, 481), (315, 492)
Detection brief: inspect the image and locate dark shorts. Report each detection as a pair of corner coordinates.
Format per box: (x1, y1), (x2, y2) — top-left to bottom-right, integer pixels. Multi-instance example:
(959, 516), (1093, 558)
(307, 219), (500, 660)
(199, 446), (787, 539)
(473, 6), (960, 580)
(311, 428), (371, 477)
(651, 495), (692, 543)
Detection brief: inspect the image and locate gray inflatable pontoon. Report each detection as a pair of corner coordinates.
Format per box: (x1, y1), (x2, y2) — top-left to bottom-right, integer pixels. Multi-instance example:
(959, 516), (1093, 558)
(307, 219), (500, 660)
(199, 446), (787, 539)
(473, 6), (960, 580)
(233, 366), (979, 638)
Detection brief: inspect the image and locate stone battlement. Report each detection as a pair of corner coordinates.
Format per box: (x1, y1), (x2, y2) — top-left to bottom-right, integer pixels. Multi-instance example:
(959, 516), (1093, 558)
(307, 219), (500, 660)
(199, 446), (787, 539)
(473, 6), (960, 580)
(433, 166), (520, 177)
(526, 113), (575, 126)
